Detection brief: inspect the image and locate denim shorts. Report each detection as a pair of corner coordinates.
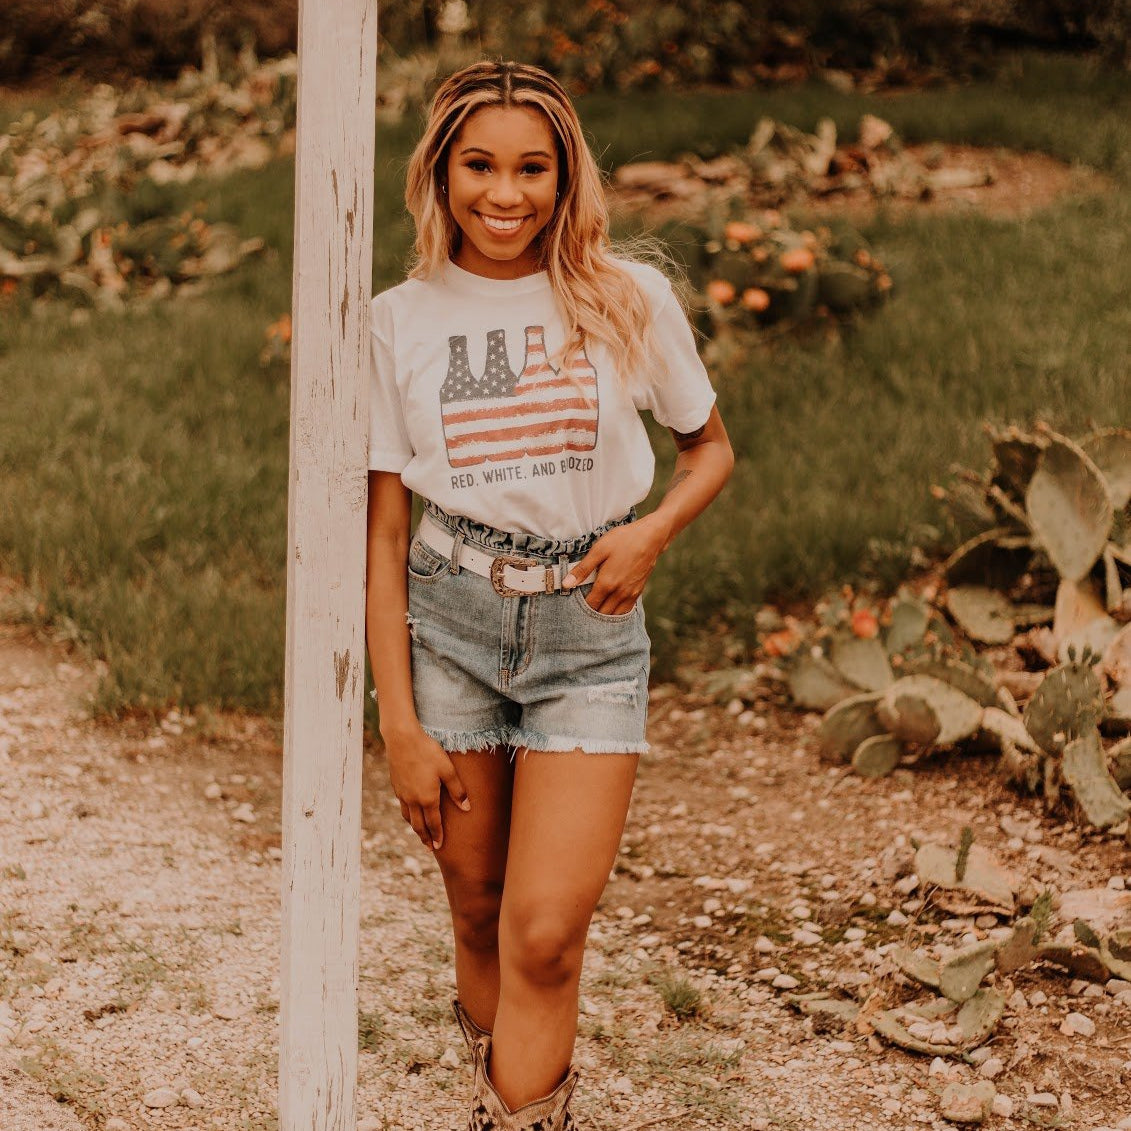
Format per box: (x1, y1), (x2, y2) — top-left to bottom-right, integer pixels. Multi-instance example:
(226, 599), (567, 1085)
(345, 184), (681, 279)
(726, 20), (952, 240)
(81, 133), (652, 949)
(404, 500), (651, 759)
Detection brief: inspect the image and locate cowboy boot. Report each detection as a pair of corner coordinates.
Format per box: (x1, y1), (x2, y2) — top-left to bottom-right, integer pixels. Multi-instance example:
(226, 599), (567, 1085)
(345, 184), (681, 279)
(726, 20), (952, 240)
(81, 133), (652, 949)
(452, 997), (492, 1053)
(466, 1032), (580, 1131)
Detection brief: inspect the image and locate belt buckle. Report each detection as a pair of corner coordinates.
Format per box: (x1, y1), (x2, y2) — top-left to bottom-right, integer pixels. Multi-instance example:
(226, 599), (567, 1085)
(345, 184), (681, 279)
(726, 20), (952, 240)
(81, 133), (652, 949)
(490, 553), (545, 597)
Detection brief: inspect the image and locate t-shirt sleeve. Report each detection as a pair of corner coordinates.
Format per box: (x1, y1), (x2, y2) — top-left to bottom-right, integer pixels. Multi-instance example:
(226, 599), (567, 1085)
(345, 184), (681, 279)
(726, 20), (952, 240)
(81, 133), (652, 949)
(368, 298), (413, 473)
(633, 281), (717, 434)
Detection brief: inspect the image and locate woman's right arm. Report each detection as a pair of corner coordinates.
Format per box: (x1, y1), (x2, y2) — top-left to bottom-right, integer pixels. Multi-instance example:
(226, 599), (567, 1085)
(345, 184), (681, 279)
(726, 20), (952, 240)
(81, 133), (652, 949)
(366, 471), (470, 850)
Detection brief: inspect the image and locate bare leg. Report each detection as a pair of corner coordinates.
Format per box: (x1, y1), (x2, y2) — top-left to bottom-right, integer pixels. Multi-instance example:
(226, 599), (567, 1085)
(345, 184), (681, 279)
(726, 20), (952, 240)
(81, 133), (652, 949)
(432, 746), (514, 1032)
(489, 747), (640, 1108)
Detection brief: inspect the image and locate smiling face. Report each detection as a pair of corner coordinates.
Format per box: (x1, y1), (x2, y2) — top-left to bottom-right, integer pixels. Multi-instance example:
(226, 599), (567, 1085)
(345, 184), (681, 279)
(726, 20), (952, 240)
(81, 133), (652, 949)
(444, 104), (561, 280)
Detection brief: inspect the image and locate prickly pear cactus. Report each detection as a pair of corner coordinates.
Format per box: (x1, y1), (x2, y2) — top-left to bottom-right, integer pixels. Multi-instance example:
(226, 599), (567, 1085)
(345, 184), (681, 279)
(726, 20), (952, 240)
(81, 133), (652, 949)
(1025, 435), (1114, 583)
(1021, 654), (1105, 757)
(878, 675), (982, 747)
(1061, 730), (1131, 829)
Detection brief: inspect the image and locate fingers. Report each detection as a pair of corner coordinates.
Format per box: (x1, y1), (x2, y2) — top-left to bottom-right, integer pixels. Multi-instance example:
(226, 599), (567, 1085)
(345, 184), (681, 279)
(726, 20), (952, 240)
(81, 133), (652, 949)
(562, 540), (609, 589)
(585, 586), (639, 615)
(440, 763), (472, 813)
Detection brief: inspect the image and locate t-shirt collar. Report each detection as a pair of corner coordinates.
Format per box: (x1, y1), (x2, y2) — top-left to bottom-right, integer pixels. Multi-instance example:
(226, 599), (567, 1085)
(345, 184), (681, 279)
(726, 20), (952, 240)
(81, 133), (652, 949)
(440, 258), (551, 296)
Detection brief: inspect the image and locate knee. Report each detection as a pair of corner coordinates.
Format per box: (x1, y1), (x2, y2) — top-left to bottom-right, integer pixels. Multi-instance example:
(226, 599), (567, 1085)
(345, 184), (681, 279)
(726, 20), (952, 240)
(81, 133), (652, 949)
(449, 878), (503, 954)
(503, 911), (586, 989)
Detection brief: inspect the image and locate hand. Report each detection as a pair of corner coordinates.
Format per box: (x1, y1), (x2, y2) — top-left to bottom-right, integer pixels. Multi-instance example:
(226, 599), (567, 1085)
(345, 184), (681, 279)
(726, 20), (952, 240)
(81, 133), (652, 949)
(561, 514), (670, 615)
(382, 723), (470, 851)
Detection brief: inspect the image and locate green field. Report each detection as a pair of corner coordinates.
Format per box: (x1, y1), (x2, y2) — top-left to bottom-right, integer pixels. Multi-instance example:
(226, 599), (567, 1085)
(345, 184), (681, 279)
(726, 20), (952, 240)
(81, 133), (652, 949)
(1, 52), (1129, 715)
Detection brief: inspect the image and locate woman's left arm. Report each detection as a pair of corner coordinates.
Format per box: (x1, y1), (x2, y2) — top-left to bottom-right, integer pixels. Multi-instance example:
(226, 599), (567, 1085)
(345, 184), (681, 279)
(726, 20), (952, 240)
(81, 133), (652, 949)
(563, 405), (734, 615)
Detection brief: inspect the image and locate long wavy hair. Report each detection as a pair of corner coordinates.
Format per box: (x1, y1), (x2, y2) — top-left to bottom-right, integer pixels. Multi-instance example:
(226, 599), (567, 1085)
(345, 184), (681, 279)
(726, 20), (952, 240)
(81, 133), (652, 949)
(404, 60), (675, 391)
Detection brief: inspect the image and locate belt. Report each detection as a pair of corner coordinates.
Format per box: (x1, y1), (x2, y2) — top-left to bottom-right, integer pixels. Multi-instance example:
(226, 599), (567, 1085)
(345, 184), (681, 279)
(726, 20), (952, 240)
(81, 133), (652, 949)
(416, 512), (589, 598)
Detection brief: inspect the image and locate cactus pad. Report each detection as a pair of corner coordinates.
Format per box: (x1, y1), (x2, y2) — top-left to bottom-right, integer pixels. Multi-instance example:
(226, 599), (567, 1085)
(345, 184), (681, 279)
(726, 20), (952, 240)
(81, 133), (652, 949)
(1080, 426), (1131, 510)
(788, 650), (859, 711)
(892, 946), (941, 989)
(878, 675), (982, 747)
(1025, 434), (1113, 582)
(1022, 660), (1105, 756)
(903, 656), (999, 708)
(939, 940), (998, 1002)
(851, 733), (903, 777)
(818, 692), (886, 763)
(946, 585), (1016, 644)
(829, 633), (894, 692)
(915, 842), (1016, 911)
(979, 706), (1041, 754)
(995, 916), (1041, 974)
(885, 594), (930, 656)
(1061, 729), (1131, 829)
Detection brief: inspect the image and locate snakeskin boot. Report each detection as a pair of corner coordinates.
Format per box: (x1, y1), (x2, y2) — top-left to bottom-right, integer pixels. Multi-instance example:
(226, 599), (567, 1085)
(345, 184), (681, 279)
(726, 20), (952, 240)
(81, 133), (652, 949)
(466, 1032), (580, 1131)
(452, 997), (492, 1052)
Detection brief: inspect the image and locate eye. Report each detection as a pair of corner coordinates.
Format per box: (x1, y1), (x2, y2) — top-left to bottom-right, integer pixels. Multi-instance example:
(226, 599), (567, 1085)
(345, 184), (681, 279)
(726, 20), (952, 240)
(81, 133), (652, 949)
(523, 163), (548, 175)
(466, 158), (490, 172)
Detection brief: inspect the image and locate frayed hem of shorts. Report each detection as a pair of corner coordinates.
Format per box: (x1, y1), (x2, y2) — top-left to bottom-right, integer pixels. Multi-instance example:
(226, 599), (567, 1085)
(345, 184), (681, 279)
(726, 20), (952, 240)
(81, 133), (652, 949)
(420, 725), (513, 753)
(421, 724), (648, 758)
(507, 729), (650, 757)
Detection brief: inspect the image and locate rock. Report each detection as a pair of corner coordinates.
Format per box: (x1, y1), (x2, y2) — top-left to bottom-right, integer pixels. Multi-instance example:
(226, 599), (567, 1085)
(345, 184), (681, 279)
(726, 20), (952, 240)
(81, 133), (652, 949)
(203, 781), (222, 799)
(105, 1121), (129, 1131)
(1027, 1092), (1058, 1107)
(142, 1087), (180, 1108)
(991, 1093), (1014, 1117)
(692, 915), (713, 929)
(439, 1047), (460, 1069)
(939, 1080), (995, 1123)
(180, 1088), (204, 1108)
(771, 974), (799, 990)
(230, 802), (256, 823)
(1060, 1011), (1095, 1037)
(979, 1057), (1004, 1078)
(887, 909), (909, 926)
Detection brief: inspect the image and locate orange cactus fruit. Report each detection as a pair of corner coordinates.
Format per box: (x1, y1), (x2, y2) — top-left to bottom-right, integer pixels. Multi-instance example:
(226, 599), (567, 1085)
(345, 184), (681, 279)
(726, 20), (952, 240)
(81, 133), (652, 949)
(854, 249), (873, 268)
(780, 247), (816, 274)
(851, 609), (880, 639)
(706, 279), (737, 305)
(741, 287), (771, 312)
(800, 230), (819, 249)
(763, 628), (800, 657)
(877, 273), (893, 292)
(724, 220), (762, 244)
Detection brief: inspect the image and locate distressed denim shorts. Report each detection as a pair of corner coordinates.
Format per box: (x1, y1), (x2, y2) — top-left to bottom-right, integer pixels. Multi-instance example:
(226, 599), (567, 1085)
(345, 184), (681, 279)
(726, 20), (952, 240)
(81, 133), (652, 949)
(404, 500), (651, 758)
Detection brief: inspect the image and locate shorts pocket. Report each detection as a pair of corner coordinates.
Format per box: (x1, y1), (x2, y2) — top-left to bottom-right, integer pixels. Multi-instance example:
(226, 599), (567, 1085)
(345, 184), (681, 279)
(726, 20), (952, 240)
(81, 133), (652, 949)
(407, 536), (448, 582)
(571, 583), (639, 623)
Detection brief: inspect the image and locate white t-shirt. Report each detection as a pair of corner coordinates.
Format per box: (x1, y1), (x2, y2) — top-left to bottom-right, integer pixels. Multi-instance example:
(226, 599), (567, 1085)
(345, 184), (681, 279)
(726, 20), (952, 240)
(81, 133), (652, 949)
(368, 257), (717, 540)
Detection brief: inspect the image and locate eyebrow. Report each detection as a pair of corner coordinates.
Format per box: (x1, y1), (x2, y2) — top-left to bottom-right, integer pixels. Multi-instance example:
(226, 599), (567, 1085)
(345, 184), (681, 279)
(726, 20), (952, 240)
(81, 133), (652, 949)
(459, 146), (553, 159)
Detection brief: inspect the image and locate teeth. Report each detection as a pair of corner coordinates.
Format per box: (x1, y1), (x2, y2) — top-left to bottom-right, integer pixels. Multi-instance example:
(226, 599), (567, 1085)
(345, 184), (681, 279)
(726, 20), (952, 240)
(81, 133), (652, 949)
(481, 215), (524, 231)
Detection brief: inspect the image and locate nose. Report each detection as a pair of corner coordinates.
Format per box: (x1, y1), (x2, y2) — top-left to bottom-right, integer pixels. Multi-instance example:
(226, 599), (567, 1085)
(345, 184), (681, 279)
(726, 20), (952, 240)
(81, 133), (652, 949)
(485, 173), (524, 208)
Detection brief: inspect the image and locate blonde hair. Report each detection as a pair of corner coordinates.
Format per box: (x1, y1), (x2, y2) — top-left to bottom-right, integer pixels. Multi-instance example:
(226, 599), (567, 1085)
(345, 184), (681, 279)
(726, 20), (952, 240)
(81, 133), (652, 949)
(403, 60), (676, 391)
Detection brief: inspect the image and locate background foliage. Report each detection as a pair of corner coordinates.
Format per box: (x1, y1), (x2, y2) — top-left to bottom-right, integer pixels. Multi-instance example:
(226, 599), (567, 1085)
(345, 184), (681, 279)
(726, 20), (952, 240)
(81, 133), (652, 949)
(4, 1), (1131, 88)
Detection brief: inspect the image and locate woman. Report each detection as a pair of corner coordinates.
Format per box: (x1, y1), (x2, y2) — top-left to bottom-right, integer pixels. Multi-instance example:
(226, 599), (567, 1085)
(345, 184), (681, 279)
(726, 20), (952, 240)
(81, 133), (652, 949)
(365, 59), (733, 1130)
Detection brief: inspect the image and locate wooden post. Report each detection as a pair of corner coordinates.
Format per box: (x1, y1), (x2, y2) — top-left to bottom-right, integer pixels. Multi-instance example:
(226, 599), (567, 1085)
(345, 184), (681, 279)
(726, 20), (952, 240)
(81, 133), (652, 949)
(280, 1), (377, 1127)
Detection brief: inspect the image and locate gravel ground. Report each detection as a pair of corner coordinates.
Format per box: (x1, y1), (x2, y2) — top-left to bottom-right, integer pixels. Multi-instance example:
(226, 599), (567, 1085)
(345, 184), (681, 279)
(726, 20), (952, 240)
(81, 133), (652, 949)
(2, 610), (1131, 1131)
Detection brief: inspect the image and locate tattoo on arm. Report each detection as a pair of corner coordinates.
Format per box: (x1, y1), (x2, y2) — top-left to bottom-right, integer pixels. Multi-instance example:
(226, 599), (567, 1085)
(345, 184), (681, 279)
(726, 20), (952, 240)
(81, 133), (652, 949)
(667, 469), (692, 495)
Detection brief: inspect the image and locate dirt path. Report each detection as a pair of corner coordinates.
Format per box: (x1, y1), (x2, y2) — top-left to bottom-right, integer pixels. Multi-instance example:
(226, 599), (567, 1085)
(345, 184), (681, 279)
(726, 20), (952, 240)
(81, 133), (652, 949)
(2, 608), (1130, 1130)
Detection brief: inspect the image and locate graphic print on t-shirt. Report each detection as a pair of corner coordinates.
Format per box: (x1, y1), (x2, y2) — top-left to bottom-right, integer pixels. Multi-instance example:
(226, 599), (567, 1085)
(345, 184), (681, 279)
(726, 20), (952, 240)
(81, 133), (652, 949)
(440, 325), (599, 467)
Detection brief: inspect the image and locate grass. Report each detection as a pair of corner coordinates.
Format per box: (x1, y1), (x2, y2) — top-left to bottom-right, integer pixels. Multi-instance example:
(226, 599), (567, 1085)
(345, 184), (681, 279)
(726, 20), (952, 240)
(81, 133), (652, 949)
(2, 51), (1130, 710)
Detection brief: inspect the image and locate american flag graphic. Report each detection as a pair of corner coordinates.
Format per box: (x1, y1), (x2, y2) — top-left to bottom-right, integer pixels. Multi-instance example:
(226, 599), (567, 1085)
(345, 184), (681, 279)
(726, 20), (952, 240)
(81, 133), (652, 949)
(440, 325), (599, 468)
